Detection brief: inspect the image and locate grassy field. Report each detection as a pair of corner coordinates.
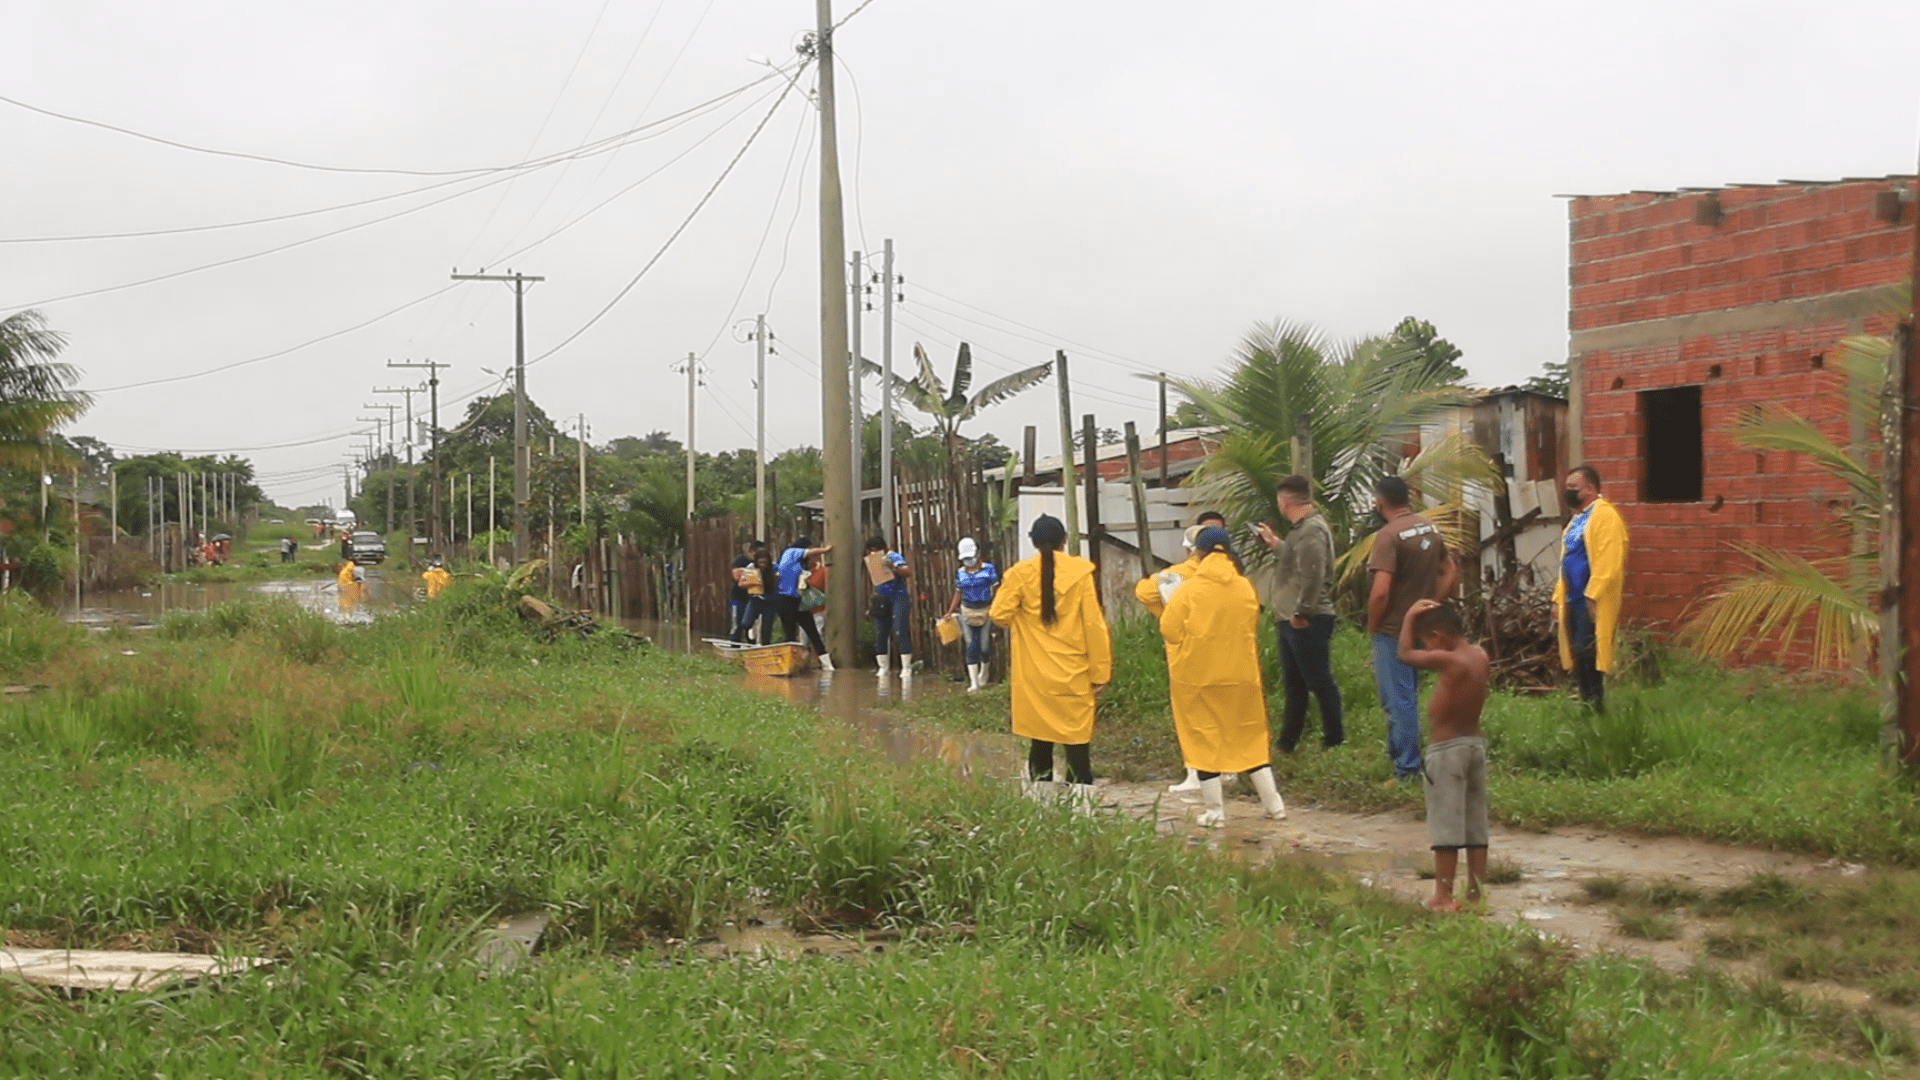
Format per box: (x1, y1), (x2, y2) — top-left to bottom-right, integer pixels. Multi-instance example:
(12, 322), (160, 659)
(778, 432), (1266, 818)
(889, 616), (1920, 866)
(0, 592), (1910, 1076)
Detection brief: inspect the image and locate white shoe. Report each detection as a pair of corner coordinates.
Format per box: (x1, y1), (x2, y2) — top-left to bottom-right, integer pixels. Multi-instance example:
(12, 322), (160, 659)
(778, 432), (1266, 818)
(1196, 776), (1226, 828)
(964, 663), (979, 692)
(1251, 768), (1288, 820)
(1063, 782), (1100, 816)
(1020, 777), (1062, 803)
(900, 654), (914, 678)
(818, 652), (835, 673)
(875, 654), (889, 676)
(1168, 767), (1202, 794)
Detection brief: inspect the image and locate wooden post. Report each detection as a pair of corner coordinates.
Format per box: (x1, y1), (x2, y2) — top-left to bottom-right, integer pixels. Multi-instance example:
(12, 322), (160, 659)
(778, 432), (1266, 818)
(1081, 413), (1102, 597)
(1887, 321), (1916, 767)
(1124, 421), (1160, 576)
(1022, 425), (1037, 486)
(1055, 351), (1080, 556)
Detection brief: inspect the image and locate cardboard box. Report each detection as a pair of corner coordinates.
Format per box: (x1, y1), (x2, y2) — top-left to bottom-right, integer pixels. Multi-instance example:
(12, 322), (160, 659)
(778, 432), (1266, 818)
(865, 551), (895, 588)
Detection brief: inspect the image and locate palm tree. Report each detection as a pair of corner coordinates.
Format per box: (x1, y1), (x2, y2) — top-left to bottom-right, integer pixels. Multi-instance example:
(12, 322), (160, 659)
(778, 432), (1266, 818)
(1682, 332), (1884, 671)
(0, 311), (90, 469)
(1168, 320), (1497, 582)
(861, 342), (1052, 465)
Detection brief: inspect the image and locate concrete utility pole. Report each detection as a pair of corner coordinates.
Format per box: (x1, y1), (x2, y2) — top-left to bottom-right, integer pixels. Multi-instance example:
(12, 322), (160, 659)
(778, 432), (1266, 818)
(451, 270), (544, 564)
(389, 359), (451, 551)
(813, 0), (858, 669)
(851, 249), (864, 508)
(466, 473), (474, 554)
(364, 401), (398, 533)
(1055, 350), (1080, 556)
(675, 353), (699, 522)
(374, 383), (422, 568)
(1157, 372), (1169, 488)
(488, 456), (496, 567)
(755, 314), (768, 541)
(880, 239), (896, 542)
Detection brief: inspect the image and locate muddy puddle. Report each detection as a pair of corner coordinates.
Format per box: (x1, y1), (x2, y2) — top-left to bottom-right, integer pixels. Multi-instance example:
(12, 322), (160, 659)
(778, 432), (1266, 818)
(66, 572), (418, 629)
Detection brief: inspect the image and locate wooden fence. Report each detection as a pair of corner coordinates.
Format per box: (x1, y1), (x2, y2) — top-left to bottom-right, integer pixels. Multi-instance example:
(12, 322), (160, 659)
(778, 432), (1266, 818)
(890, 460), (1001, 681)
(686, 514), (738, 637)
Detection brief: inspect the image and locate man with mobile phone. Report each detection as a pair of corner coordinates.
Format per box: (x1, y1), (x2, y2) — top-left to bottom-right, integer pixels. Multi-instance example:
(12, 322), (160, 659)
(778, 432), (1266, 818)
(1255, 475), (1343, 754)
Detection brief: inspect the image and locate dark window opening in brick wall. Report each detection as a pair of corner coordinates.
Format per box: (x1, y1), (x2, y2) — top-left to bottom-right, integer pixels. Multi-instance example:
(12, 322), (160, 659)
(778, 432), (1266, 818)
(1639, 386), (1703, 503)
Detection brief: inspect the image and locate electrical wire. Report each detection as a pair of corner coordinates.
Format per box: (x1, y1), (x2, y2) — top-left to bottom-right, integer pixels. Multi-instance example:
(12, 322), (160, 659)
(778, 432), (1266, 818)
(694, 93), (815, 362)
(891, 306), (1152, 413)
(520, 74), (804, 374)
(835, 53), (871, 256)
(905, 279), (1166, 376)
(903, 297), (1158, 404)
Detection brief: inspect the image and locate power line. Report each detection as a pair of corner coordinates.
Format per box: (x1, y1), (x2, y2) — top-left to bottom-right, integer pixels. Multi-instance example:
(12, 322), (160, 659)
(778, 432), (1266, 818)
(695, 95), (815, 362)
(907, 279), (1166, 376)
(836, 53), (871, 256)
(891, 306), (1152, 413)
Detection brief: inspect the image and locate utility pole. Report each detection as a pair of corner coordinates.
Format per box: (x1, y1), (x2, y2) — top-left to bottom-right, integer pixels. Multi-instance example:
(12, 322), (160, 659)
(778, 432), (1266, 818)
(755, 314), (768, 541)
(488, 456), (496, 567)
(451, 270), (543, 564)
(547, 434), (557, 590)
(1157, 372), (1169, 488)
(364, 401), (399, 534)
(1891, 168), (1920, 770)
(389, 359), (451, 552)
(374, 383), (422, 568)
(813, 0), (858, 669)
(1055, 350), (1080, 556)
(674, 353), (699, 522)
(851, 249), (864, 512)
(109, 466), (117, 543)
(880, 239), (896, 542)
(1081, 413), (1103, 598)
(576, 414), (588, 530)
(466, 473), (474, 557)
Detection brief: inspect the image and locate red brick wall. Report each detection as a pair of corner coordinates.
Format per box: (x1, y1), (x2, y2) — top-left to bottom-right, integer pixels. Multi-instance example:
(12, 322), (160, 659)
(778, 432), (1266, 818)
(1569, 179), (1911, 634)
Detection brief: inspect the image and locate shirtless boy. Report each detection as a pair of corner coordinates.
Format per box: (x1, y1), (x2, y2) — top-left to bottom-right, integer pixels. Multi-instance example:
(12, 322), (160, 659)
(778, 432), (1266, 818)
(1398, 598), (1491, 911)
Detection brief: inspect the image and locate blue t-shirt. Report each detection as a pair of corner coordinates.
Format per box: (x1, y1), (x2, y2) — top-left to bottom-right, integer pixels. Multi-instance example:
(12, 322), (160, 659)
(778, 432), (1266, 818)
(874, 550), (908, 599)
(1562, 504), (1593, 598)
(776, 547), (808, 597)
(955, 561), (999, 605)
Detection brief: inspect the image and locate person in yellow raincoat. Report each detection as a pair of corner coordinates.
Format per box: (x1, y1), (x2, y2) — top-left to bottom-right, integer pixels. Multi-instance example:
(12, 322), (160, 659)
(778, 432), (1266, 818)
(423, 559), (452, 599)
(336, 560), (365, 611)
(1551, 465), (1628, 711)
(1159, 526), (1289, 828)
(1135, 521), (1213, 794)
(990, 514), (1111, 792)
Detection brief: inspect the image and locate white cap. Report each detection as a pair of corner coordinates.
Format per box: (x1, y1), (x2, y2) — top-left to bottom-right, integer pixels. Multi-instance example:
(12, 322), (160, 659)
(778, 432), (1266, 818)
(957, 537), (978, 560)
(1182, 525), (1203, 549)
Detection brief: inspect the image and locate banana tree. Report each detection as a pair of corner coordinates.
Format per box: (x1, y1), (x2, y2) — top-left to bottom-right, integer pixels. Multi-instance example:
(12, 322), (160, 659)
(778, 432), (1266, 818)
(861, 342), (1052, 467)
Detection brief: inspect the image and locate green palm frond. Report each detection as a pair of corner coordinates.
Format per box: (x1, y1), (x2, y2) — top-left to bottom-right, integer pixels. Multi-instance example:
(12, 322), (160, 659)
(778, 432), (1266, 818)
(912, 342), (947, 402)
(1682, 544), (1875, 671)
(1333, 501), (1483, 590)
(947, 342), (973, 406)
(1732, 404), (1878, 512)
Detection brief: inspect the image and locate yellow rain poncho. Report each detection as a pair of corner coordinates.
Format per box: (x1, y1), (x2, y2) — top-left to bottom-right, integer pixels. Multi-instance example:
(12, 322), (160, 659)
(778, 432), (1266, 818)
(1133, 551), (1202, 617)
(990, 550), (1112, 744)
(1158, 551), (1271, 774)
(1552, 496), (1629, 673)
(423, 565), (452, 598)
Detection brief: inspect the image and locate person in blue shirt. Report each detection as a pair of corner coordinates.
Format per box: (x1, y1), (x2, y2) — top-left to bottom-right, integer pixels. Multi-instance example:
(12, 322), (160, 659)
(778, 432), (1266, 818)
(866, 534), (914, 678)
(775, 535), (834, 671)
(944, 536), (1000, 692)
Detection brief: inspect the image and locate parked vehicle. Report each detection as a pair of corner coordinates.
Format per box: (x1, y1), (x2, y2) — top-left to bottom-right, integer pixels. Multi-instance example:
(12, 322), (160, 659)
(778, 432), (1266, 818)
(347, 531), (387, 566)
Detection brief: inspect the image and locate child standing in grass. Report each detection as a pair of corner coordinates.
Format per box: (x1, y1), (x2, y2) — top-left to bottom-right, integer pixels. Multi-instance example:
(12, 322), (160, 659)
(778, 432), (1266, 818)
(1397, 599), (1490, 911)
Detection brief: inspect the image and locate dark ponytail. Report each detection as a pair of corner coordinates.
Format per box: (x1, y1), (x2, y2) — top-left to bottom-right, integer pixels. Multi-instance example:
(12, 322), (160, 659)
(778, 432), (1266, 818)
(1040, 546), (1058, 626)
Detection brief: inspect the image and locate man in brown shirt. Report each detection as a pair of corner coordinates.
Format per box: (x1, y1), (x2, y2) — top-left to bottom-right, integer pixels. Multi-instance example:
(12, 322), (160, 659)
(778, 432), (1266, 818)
(1365, 475), (1457, 779)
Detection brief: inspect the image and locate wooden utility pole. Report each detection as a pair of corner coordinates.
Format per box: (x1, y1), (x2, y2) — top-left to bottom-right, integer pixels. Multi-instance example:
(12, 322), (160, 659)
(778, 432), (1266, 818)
(576, 414), (588, 530)
(1892, 178), (1920, 767)
(1157, 371), (1168, 488)
(814, 0), (858, 669)
(1023, 425), (1037, 486)
(389, 359), (450, 552)
(1125, 421), (1159, 576)
(1081, 413), (1102, 595)
(1055, 350), (1080, 555)
(451, 270), (543, 564)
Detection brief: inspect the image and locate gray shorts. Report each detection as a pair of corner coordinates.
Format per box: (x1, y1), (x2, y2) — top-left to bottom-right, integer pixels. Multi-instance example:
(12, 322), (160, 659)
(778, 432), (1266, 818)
(1423, 735), (1488, 850)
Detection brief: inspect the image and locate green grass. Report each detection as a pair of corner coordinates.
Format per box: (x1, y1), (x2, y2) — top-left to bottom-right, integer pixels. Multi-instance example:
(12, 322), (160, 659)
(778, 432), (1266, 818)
(0, 597), (1909, 1076)
(892, 616), (1920, 865)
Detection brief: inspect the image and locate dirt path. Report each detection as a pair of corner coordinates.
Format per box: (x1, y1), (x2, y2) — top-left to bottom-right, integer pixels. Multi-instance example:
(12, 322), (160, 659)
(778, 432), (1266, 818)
(1098, 779), (1862, 978)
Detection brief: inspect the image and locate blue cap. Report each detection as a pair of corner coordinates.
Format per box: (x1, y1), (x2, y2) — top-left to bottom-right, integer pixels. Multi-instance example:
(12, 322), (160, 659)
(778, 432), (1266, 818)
(1194, 525), (1232, 553)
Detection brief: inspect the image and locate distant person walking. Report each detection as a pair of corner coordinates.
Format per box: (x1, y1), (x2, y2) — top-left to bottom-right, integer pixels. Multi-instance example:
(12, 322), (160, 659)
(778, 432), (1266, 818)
(865, 534), (914, 677)
(1365, 475), (1457, 781)
(1553, 465), (1628, 710)
(991, 514), (1111, 794)
(1159, 526), (1288, 828)
(280, 536), (296, 564)
(944, 537), (1000, 692)
(1254, 474), (1343, 753)
(774, 535), (833, 671)
(738, 546), (776, 645)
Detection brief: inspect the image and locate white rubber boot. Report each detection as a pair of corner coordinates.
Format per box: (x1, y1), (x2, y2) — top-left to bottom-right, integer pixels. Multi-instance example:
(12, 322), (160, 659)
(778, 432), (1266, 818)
(1251, 768), (1288, 820)
(1064, 783), (1099, 816)
(1197, 776), (1226, 829)
(818, 652), (835, 674)
(875, 654), (889, 677)
(1168, 767), (1202, 794)
(900, 654), (914, 679)
(964, 663), (980, 692)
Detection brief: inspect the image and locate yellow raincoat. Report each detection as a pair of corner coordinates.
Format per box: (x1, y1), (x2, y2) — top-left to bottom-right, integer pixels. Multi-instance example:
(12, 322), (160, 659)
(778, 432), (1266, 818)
(1552, 496), (1628, 673)
(990, 551), (1112, 744)
(336, 561), (363, 611)
(423, 565), (452, 598)
(1133, 552), (1202, 617)
(1159, 551), (1271, 774)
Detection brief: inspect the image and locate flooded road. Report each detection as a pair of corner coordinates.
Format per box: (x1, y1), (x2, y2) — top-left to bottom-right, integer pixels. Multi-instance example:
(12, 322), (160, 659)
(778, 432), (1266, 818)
(65, 570), (416, 629)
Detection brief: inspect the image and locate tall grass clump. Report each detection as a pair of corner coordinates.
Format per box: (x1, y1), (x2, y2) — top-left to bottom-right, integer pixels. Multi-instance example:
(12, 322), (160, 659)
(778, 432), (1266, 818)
(0, 589), (78, 676)
(160, 597), (339, 664)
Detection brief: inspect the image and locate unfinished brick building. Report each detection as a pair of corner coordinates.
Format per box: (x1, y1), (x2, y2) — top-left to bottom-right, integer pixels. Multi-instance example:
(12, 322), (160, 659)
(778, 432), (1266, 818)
(1566, 176), (1912, 635)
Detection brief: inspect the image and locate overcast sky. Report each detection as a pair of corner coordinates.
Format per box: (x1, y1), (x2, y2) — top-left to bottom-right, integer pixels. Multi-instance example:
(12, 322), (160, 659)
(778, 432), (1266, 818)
(5, 0), (1918, 508)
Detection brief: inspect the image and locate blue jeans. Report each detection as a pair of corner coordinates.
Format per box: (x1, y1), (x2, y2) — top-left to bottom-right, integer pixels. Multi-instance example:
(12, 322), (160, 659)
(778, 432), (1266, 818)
(1370, 632), (1422, 776)
(1277, 615), (1343, 751)
(728, 598), (749, 642)
(734, 596), (774, 644)
(873, 590), (913, 658)
(961, 610), (991, 664)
